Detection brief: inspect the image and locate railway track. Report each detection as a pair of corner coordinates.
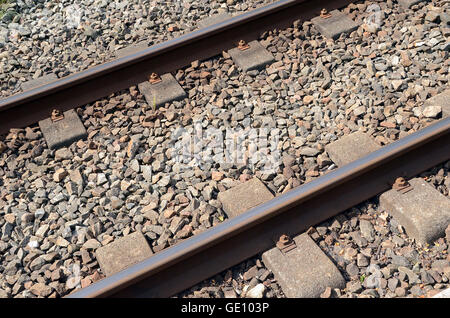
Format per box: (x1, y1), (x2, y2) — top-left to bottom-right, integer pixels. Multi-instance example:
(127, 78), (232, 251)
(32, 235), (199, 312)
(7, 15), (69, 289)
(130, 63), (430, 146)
(0, 0), (449, 298)
(68, 119), (450, 298)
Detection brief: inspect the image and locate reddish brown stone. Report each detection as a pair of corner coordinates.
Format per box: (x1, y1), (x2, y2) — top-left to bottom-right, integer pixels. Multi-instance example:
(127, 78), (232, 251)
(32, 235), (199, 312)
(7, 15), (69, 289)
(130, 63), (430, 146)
(163, 208), (176, 219)
(380, 121), (396, 128)
(30, 283), (53, 297)
(81, 277), (92, 288)
(211, 171), (224, 181)
(90, 271), (103, 283)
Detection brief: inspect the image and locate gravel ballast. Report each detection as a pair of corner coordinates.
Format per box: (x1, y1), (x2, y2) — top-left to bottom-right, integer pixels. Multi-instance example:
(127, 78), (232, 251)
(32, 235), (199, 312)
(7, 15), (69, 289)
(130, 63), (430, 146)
(0, 0), (274, 97)
(0, 0), (449, 298)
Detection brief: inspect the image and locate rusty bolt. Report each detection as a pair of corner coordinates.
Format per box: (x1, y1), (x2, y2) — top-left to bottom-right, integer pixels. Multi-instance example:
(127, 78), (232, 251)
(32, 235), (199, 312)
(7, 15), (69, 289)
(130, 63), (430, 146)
(51, 109), (64, 122)
(276, 234), (296, 253)
(393, 177), (413, 193)
(52, 109), (62, 117)
(238, 40), (250, 51)
(279, 234), (290, 245)
(149, 72), (162, 84)
(394, 177), (408, 187)
(320, 8), (331, 19)
(277, 234), (292, 248)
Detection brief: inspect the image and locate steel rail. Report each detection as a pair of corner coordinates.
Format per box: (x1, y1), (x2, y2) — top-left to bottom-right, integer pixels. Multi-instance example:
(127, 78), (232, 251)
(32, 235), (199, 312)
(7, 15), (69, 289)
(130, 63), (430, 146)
(0, 0), (355, 135)
(67, 118), (450, 298)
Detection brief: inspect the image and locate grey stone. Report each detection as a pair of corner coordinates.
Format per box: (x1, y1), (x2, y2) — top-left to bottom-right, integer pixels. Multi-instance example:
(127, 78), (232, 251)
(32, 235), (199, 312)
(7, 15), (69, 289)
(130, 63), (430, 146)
(299, 147), (320, 157)
(83, 26), (97, 38)
(395, 287), (406, 297)
(50, 192), (65, 204)
(0, 288), (8, 298)
(423, 89), (450, 118)
(197, 13), (232, 29)
(262, 233), (345, 298)
(431, 259), (449, 272)
(357, 254), (369, 267)
(392, 235), (405, 247)
(169, 216), (186, 234)
(141, 165), (152, 182)
(398, 266), (420, 284)
(21, 73), (58, 91)
(246, 283), (266, 298)
(366, 264), (381, 274)
(54, 148), (73, 160)
(97, 173), (108, 185)
(388, 278), (399, 292)
(421, 271), (435, 284)
(83, 239), (101, 250)
(347, 281), (363, 293)
(96, 231), (153, 276)
(130, 159), (140, 173)
(311, 10), (360, 40)
(391, 255), (411, 268)
(115, 41), (149, 59)
(38, 109), (87, 150)
(29, 256), (45, 271)
(350, 231), (367, 247)
(138, 73), (186, 108)
(380, 178), (450, 244)
(228, 40), (275, 72)
(35, 224), (49, 237)
(346, 263), (360, 277)
(361, 289), (379, 298)
(391, 80), (403, 91)
(66, 276), (81, 290)
(325, 131), (381, 167)
(422, 106), (442, 118)
(360, 220), (375, 242)
(217, 178), (274, 218)
(441, 12), (450, 26)
(364, 272), (382, 289)
(0, 241), (8, 253)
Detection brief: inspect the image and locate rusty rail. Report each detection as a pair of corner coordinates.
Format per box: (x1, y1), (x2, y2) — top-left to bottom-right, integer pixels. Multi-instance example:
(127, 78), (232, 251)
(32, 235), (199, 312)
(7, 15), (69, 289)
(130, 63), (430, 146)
(0, 0), (355, 135)
(68, 118), (450, 298)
